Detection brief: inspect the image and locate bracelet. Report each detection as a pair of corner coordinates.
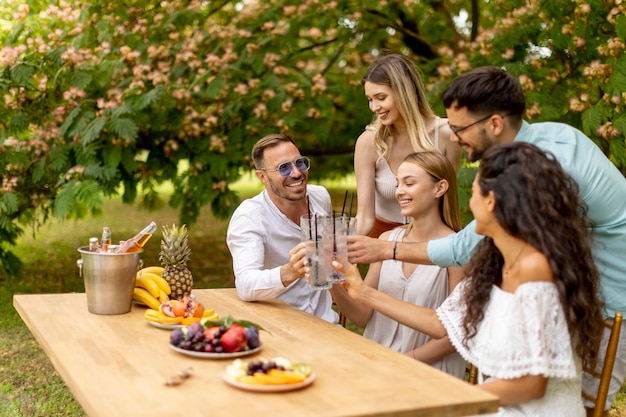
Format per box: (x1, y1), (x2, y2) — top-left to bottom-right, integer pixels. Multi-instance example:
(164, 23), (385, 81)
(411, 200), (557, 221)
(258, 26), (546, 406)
(392, 241), (398, 260)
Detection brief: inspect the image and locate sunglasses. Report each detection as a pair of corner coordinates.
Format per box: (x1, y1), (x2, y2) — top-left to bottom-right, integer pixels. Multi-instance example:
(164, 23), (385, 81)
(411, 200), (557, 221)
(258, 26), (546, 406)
(260, 156), (311, 177)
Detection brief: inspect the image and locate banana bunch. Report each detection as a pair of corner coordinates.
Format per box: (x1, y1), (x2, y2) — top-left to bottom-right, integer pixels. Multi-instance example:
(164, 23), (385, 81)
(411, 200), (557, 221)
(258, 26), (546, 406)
(133, 266), (170, 310)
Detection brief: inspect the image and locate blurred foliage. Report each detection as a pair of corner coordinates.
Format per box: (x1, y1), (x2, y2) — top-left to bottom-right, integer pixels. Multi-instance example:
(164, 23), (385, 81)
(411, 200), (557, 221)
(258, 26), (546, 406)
(0, 0), (624, 273)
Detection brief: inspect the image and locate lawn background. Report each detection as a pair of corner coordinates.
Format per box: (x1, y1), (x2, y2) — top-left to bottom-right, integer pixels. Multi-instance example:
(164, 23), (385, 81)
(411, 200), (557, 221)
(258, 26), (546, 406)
(1, 176), (624, 416)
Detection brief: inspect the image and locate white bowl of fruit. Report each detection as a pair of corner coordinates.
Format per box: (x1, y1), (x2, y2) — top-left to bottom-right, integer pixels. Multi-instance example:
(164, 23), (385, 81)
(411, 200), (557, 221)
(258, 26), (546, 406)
(169, 315), (262, 358)
(223, 357), (315, 392)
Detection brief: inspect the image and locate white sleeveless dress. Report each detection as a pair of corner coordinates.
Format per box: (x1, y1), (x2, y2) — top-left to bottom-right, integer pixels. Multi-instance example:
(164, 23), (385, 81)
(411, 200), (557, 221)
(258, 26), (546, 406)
(363, 228), (467, 379)
(437, 280), (584, 416)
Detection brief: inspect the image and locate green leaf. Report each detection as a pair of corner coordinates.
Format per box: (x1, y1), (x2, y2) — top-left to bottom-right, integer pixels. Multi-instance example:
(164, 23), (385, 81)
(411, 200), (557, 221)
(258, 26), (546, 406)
(200, 314), (266, 331)
(82, 117), (107, 144)
(9, 113), (28, 133)
(10, 64), (33, 86)
(0, 192), (19, 215)
(109, 118), (138, 140)
(49, 145), (70, 171)
(135, 86), (164, 110)
(581, 107), (601, 137)
(616, 14), (626, 40)
(72, 71), (92, 89)
(206, 75), (226, 99)
(120, 148), (138, 174)
(102, 146), (122, 168)
(75, 180), (103, 210)
(609, 139), (626, 167)
(5, 23), (24, 45)
(32, 158), (46, 183)
(59, 106), (83, 137)
(54, 183), (76, 219)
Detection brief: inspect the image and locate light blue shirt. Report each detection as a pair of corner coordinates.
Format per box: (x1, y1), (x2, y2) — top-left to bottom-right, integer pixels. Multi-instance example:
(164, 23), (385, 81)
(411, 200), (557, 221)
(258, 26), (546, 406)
(428, 121), (626, 317)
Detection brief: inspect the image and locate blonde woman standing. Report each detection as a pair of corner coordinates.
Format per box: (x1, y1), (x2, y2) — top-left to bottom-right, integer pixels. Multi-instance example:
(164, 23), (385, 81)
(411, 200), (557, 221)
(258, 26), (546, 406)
(355, 53), (461, 237)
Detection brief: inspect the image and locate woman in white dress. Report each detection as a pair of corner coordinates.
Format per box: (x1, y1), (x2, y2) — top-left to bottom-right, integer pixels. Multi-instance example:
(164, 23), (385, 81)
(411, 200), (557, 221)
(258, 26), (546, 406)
(354, 53), (461, 238)
(334, 142), (605, 416)
(332, 151), (466, 379)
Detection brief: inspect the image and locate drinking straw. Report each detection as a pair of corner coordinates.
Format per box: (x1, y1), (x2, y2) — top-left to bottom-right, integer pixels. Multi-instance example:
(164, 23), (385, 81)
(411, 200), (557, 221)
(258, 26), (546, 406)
(307, 195), (312, 240)
(332, 210), (337, 253)
(314, 213), (318, 249)
(347, 192), (354, 234)
(341, 190), (348, 216)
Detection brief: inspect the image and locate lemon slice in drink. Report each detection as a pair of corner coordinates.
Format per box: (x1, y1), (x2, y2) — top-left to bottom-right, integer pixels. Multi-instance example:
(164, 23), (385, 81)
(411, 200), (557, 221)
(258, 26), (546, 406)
(288, 363), (312, 377)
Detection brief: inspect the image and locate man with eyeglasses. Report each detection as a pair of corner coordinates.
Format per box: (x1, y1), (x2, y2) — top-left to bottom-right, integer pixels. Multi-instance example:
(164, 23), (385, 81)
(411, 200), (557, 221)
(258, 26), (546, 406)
(226, 133), (338, 324)
(348, 66), (626, 415)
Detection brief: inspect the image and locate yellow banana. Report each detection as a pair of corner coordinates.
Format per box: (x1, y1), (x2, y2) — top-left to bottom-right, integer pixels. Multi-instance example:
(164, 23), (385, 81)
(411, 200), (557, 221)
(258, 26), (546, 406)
(159, 289), (169, 302)
(133, 287), (161, 310)
(202, 309), (216, 318)
(139, 272), (171, 295)
(144, 308), (162, 319)
(139, 266), (165, 276)
(135, 275), (160, 298)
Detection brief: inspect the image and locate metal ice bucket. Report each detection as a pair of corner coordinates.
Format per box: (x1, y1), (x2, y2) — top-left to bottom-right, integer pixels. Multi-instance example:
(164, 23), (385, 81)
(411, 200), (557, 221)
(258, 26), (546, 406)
(77, 246), (143, 315)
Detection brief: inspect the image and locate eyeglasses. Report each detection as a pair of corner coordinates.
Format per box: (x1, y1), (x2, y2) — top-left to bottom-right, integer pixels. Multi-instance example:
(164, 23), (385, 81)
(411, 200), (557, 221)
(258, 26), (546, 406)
(260, 156), (311, 177)
(448, 114), (494, 137)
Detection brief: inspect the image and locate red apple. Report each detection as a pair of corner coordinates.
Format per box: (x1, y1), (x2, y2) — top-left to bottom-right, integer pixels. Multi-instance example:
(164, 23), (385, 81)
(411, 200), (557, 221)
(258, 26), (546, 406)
(220, 324), (247, 353)
(203, 326), (221, 341)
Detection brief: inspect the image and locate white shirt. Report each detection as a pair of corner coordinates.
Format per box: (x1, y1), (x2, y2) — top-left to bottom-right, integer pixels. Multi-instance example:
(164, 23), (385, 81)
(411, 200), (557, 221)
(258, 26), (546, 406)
(226, 184), (338, 324)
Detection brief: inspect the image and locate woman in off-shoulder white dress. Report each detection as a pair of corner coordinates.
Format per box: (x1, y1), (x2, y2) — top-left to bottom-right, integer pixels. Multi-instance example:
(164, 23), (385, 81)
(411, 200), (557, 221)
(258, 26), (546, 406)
(332, 142), (605, 416)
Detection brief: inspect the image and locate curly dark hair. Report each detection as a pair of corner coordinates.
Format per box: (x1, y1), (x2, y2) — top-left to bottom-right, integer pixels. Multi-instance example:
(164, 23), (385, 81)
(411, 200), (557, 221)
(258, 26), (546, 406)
(461, 142), (604, 363)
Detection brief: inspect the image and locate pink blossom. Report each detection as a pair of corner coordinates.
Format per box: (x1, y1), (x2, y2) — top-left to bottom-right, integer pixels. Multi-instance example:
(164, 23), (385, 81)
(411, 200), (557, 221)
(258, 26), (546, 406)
(501, 49), (515, 60)
(253, 103), (268, 119)
(569, 97), (587, 113)
(307, 108), (321, 118)
(561, 23), (574, 36)
(281, 99), (293, 113)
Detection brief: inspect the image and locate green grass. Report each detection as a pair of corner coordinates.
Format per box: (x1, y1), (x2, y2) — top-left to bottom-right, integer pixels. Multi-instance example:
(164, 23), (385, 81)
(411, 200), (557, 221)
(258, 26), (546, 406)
(1, 177), (625, 416)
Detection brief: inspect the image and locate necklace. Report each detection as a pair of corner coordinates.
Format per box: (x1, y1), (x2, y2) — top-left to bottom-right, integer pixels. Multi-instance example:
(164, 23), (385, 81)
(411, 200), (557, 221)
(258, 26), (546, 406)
(503, 243), (527, 276)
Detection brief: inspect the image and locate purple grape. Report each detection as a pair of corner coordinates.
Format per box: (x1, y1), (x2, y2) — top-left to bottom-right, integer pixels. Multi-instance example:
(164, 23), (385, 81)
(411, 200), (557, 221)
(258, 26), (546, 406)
(170, 328), (185, 346)
(244, 326), (260, 349)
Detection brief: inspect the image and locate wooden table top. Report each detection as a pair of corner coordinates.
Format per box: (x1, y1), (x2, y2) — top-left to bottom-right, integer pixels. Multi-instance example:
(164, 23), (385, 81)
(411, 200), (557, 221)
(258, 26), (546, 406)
(14, 288), (498, 417)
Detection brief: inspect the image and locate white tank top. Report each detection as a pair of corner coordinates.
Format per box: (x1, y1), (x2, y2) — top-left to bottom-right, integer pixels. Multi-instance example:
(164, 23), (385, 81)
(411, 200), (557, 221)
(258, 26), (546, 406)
(373, 118), (440, 223)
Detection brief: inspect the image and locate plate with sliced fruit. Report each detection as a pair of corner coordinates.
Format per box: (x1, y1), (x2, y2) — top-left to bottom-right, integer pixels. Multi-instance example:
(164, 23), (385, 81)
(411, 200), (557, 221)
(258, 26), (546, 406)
(144, 296), (220, 330)
(168, 315), (264, 359)
(222, 357), (315, 393)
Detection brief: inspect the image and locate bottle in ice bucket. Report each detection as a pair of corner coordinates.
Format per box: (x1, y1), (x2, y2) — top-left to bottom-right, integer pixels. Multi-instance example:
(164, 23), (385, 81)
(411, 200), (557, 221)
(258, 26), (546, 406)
(114, 222), (157, 253)
(101, 227), (112, 252)
(88, 237), (99, 251)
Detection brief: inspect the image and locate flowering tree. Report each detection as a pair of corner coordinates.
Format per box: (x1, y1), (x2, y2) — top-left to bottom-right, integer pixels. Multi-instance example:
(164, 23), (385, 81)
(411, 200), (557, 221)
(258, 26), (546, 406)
(1, 0), (624, 273)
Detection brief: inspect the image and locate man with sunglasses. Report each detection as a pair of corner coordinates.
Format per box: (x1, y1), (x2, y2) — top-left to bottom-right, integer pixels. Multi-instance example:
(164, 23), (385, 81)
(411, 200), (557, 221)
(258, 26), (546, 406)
(226, 133), (338, 324)
(348, 66), (626, 415)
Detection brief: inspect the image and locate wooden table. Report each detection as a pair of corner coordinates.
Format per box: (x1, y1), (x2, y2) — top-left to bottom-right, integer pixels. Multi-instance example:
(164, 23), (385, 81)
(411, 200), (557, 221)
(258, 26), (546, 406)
(14, 289), (498, 417)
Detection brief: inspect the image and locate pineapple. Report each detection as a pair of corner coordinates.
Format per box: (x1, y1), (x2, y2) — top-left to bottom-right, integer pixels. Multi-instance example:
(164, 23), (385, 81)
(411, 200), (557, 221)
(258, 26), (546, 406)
(159, 224), (193, 300)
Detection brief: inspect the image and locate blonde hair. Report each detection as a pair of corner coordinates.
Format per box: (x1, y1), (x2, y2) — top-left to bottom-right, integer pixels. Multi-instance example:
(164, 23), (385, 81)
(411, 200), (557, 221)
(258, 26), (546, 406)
(403, 151), (461, 231)
(362, 53), (437, 159)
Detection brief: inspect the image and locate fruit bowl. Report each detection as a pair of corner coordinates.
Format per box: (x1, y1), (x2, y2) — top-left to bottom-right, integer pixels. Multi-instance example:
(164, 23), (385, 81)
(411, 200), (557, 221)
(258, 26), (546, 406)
(222, 357), (315, 392)
(170, 343), (262, 359)
(168, 315), (263, 357)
